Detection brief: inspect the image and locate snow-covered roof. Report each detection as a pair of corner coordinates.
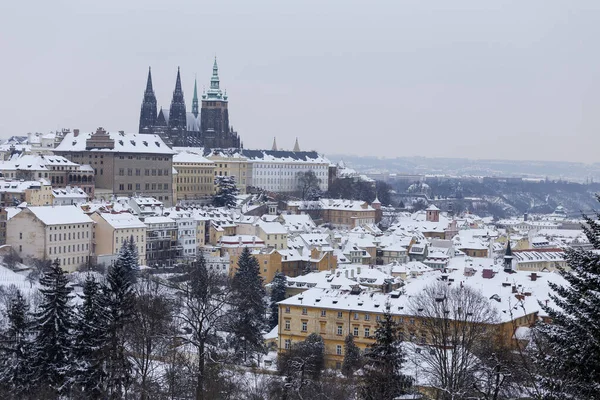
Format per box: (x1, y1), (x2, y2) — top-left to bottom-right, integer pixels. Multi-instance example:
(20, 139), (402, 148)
(99, 212), (146, 230)
(27, 205), (93, 225)
(55, 130), (175, 155)
(173, 151), (214, 164)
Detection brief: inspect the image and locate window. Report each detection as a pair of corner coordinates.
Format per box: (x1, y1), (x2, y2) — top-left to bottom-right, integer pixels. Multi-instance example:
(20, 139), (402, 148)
(302, 307), (307, 315)
(320, 310), (326, 317)
(353, 326), (359, 336)
(337, 311), (343, 318)
(364, 327), (370, 337)
(353, 313), (359, 320)
(119, 184), (124, 191)
(285, 320), (290, 331)
(118, 168), (124, 176)
(336, 345), (343, 355)
(365, 313), (370, 321)
(285, 306), (290, 314)
(302, 321), (307, 332)
(337, 325), (343, 335)
(284, 339), (291, 350)
(19, 232), (22, 239)
(409, 318), (415, 325)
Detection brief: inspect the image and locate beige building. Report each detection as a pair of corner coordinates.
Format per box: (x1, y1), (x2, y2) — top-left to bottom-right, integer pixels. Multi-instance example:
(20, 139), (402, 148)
(0, 179), (53, 207)
(90, 212), (146, 265)
(54, 127), (175, 205)
(206, 150), (249, 194)
(172, 151), (215, 203)
(7, 205), (94, 272)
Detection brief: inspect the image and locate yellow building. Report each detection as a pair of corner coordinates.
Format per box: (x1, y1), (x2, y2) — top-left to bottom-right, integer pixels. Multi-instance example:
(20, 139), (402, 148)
(206, 151), (249, 194)
(173, 152), (215, 203)
(90, 212), (147, 265)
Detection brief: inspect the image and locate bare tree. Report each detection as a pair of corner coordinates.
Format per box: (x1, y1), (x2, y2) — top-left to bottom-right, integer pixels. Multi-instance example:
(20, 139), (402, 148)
(128, 278), (174, 400)
(409, 282), (499, 400)
(176, 254), (232, 400)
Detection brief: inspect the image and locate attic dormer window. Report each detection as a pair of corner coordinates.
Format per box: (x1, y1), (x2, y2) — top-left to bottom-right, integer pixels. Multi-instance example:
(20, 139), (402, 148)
(130, 140), (136, 146)
(118, 140), (124, 146)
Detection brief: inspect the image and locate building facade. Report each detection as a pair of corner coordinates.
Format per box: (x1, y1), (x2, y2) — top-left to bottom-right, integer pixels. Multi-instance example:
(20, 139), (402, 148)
(6, 206), (94, 272)
(54, 128), (175, 205)
(172, 151), (215, 203)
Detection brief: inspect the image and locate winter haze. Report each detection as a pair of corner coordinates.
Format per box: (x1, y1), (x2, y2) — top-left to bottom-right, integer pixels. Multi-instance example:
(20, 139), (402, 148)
(1, 0), (599, 162)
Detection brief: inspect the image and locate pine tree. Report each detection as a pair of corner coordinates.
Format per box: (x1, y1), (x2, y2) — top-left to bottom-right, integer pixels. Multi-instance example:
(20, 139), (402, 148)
(342, 334), (361, 377)
(0, 290), (33, 396)
(72, 274), (107, 397)
(100, 255), (136, 398)
(230, 247), (267, 363)
(537, 200), (600, 398)
(31, 259), (74, 396)
(119, 235), (140, 284)
(269, 271), (287, 329)
(360, 308), (411, 400)
(213, 176), (239, 208)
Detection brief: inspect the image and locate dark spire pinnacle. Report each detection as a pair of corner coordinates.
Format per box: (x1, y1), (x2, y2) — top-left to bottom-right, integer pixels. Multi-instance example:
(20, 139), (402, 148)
(145, 67), (154, 93)
(139, 66), (157, 133)
(169, 67), (187, 132)
(174, 67), (183, 93)
(192, 75), (199, 118)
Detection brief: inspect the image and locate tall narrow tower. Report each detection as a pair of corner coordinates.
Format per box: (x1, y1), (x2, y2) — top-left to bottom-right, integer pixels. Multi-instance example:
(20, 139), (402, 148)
(168, 67), (187, 134)
(200, 58), (235, 148)
(139, 67), (157, 133)
(192, 76), (199, 118)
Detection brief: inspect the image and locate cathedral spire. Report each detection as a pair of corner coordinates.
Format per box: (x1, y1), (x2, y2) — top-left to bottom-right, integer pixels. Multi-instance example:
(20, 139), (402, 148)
(272, 137), (278, 151)
(139, 66), (157, 133)
(293, 137), (300, 152)
(168, 67), (187, 133)
(174, 67), (183, 93)
(145, 67), (154, 93)
(192, 76), (199, 118)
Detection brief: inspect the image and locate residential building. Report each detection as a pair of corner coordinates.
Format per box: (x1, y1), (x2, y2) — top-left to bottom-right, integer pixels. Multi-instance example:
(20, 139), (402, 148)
(144, 216), (178, 267)
(286, 199), (376, 229)
(90, 212), (146, 266)
(6, 206), (94, 272)
(0, 153), (95, 197)
(0, 179), (53, 207)
(52, 186), (88, 205)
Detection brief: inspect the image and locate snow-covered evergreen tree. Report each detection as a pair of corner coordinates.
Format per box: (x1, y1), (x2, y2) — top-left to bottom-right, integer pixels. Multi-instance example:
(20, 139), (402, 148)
(360, 307), (411, 400)
(213, 176), (239, 208)
(119, 235), (140, 284)
(0, 290), (33, 396)
(269, 271), (287, 329)
(72, 274), (107, 397)
(537, 201), (600, 398)
(342, 333), (361, 377)
(100, 255), (136, 398)
(230, 247), (267, 363)
(31, 259), (74, 396)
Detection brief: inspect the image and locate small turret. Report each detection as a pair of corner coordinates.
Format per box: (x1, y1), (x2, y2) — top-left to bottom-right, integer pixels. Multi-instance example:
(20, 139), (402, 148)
(504, 240), (514, 273)
(293, 137), (300, 152)
(271, 137), (278, 151)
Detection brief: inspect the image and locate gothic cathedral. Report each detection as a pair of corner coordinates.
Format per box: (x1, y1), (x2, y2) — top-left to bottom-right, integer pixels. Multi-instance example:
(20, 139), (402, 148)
(138, 59), (241, 149)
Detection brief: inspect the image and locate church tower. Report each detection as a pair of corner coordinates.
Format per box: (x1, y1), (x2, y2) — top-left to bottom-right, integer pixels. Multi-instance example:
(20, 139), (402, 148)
(200, 58), (239, 148)
(168, 67), (187, 137)
(139, 67), (157, 133)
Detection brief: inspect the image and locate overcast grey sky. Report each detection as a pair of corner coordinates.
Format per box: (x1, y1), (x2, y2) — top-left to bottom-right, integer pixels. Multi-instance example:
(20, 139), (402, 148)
(1, 0), (599, 162)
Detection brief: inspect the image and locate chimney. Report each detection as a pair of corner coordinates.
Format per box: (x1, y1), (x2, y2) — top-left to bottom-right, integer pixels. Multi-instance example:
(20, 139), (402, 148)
(73, 129), (80, 137)
(512, 285), (517, 294)
(530, 272), (537, 281)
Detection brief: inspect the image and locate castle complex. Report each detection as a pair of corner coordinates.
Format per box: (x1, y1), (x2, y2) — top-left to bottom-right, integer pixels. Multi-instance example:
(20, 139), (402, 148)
(138, 59), (241, 149)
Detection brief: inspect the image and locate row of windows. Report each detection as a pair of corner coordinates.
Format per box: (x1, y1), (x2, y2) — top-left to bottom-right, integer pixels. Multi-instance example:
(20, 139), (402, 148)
(49, 224), (89, 231)
(49, 243), (89, 254)
(118, 183), (169, 191)
(118, 168), (169, 177)
(286, 307), (416, 325)
(47, 231), (90, 241)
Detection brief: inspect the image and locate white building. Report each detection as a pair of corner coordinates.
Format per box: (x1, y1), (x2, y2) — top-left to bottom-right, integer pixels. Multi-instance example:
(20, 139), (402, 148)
(7, 205), (94, 272)
(243, 149), (330, 193)
(52, 186), (88, 205)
